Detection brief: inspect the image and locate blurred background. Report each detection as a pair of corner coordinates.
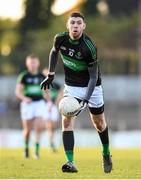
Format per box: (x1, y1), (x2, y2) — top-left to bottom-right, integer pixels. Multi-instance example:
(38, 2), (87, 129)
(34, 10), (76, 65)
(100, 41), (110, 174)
(0, 0), (141, 148)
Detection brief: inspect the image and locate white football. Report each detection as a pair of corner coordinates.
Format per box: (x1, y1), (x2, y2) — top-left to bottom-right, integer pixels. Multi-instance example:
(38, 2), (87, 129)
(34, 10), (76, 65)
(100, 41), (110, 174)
(59, 96), (80, 117)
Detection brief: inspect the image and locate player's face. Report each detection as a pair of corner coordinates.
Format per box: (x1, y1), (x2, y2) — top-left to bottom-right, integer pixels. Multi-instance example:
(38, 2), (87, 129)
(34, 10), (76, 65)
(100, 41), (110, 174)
(67, 17), (86, 39)
(26, 58), (40, 73)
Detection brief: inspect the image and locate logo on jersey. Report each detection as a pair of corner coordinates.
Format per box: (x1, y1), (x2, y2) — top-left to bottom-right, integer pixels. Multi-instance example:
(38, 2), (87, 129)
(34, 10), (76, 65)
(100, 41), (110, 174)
(69, 49), (74, 57)
(26, 77), (39, 84)
(34, 77), (39, 84)
(60, 46), (66, 51)
(75, 52), (83, 59)
(27, 78), (32, 83)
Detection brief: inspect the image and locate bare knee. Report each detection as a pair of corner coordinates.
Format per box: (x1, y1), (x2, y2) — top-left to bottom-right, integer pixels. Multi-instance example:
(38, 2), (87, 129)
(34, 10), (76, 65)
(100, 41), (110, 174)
(34, 118), (44, 132)
(23, 128), (31, 137)
(90, 113), (107, 132)
(46, 121), (55, 132)
(62, 116), (75, 131)
(22, 120), (33, 137)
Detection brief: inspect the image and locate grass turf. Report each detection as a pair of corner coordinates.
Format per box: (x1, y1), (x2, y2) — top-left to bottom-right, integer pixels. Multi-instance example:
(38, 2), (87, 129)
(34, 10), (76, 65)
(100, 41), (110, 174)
(0, 148), (141, 179)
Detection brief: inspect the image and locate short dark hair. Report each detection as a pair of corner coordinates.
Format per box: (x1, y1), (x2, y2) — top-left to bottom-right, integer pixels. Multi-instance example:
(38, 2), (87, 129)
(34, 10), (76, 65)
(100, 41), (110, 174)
(69, 12), (85, 21)
(26, 54), (39, 59)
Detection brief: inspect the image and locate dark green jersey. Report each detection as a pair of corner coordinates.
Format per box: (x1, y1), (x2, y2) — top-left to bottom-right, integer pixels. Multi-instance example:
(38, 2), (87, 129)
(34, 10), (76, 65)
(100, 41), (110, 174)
(17, 71), (45, 101)
(53, 32), (101, 87)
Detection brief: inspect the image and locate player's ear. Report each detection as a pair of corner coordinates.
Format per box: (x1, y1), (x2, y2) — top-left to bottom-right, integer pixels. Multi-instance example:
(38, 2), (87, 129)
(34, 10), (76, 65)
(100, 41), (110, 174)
(66, 21), (69, 29)
(83, 22), (86, 30)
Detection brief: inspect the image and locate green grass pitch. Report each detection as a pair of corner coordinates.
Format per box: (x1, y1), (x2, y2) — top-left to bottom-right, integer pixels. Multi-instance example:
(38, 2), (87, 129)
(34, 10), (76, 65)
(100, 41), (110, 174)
(0, 148), (141, 179)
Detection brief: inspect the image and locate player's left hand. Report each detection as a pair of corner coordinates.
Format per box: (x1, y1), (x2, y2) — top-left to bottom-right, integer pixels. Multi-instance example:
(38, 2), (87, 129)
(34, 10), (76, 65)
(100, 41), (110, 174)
(75, 99), (88, 116)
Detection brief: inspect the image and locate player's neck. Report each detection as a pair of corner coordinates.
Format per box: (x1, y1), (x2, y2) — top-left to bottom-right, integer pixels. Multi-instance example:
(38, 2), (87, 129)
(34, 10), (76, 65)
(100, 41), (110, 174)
(28, 70), (38, 75)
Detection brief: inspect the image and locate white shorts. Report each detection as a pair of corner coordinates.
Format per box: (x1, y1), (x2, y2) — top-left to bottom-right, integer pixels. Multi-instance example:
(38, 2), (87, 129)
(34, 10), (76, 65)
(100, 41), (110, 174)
(64, 84), (104, 108)
(45, 101), (60, 122)
(20, 100), (47, 121)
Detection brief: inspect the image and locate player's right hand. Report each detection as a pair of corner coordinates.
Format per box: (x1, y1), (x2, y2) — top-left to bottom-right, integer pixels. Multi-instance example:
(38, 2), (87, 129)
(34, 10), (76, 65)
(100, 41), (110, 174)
(40, 74), (54, 90)
(75, 99), (88, 116)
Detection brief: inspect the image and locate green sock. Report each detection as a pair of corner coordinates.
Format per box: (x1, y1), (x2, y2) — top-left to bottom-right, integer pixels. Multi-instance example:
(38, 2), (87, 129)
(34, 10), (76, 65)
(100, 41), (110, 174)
(35, 143), (40, 154)
(102, 144), (110, 156)
(65, 150), (73, 162)
(24, 140), (29, 149)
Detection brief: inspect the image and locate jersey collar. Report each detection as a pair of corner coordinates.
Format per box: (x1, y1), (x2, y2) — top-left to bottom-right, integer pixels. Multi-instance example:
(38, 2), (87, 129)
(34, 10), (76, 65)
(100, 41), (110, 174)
(69, 34), (83, 45)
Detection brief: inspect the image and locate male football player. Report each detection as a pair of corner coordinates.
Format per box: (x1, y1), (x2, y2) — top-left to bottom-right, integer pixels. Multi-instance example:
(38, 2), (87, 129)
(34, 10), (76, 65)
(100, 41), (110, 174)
(16, 54), (46, 159)
(41, 12), (113, 173)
